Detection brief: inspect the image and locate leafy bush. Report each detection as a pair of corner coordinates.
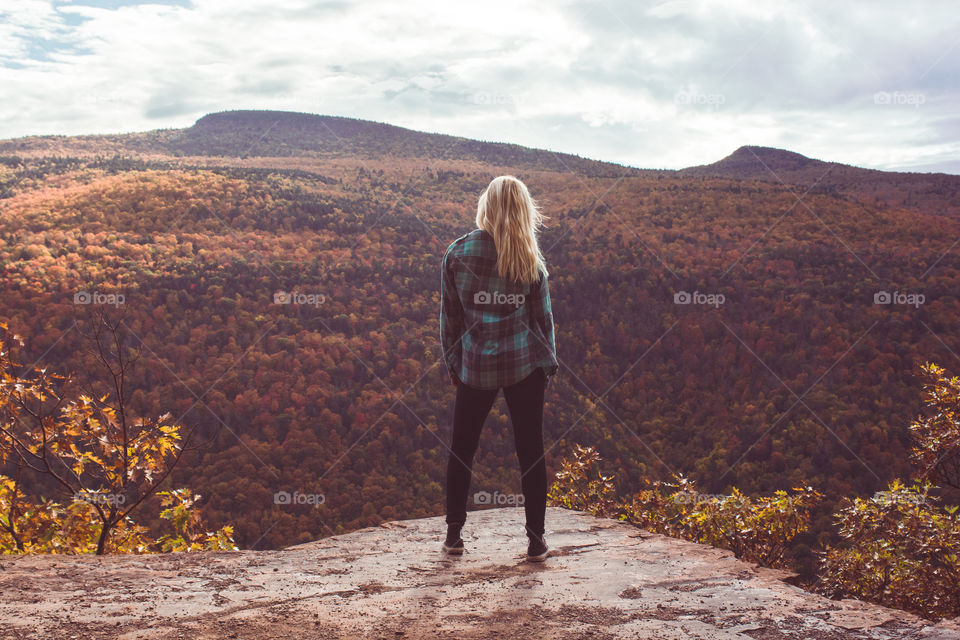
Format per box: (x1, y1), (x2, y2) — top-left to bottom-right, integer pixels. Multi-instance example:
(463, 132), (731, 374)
(818, 478), (960, 619)
(546, 444), (617, 517)
(910, 362), (960, 490)
(156, 488), (237, 552)
(549, 444), (820, 570)
(0, 473), (236, 554)
(0, 475), (151, 553)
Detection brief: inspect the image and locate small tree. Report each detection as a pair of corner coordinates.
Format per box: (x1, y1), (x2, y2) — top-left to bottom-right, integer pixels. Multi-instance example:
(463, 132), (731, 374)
(0, 314), (234, 554)
(817, 361), (960, 621)
(0, 468), (152, 553)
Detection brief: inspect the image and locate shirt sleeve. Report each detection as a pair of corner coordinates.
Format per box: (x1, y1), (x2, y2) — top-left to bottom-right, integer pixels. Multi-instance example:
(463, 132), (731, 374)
(440, 248), (464, 378)
(529, 269), (558, 376)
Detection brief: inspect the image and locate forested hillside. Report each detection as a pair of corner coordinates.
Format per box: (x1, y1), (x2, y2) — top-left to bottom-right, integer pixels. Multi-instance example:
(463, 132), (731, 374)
(1, 110), (958, 550)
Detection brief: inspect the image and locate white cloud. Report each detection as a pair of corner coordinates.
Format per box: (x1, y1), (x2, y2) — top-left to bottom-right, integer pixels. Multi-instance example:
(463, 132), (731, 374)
(0, 0), (957, 172)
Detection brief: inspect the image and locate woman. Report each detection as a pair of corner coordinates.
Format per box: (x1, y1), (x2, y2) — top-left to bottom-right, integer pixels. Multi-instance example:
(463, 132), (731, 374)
(439, 175), (559, 562)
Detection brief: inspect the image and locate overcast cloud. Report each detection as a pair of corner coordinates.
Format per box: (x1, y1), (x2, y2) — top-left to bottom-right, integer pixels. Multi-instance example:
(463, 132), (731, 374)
(1, 0), (958, 172)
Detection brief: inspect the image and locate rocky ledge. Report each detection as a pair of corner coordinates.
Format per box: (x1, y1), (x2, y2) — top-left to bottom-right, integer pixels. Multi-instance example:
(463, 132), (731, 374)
(1, 507), (959, 639)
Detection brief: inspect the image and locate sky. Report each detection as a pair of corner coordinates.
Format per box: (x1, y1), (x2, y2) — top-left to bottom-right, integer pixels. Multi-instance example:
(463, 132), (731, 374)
(1, 0), (958, 173)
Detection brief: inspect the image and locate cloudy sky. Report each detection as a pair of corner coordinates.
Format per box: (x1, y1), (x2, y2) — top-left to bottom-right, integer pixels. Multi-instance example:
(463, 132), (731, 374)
(1, 0), (958, 172)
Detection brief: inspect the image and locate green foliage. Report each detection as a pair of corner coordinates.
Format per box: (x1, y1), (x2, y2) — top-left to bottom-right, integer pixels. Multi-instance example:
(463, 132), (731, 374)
(0, 473), (238, 554)
(676, 485), (822, 568)
(156, 488), (237, 552)
(546, 444), (617, 517)
(909, 362), (960, 490)
(0, 474), (152, 554)
(819, 479), (960, 619)
(549, 444), (821, 570)
(818, 362), (960, 620)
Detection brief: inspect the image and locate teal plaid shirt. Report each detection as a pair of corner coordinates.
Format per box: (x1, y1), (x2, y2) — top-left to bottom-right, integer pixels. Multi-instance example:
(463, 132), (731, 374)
(440, 228), (558, 390)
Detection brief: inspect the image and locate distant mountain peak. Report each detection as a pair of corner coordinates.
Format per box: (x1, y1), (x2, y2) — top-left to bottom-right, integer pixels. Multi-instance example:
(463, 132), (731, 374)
(729, 144), (819, 162)
(695, 145), (829, 176)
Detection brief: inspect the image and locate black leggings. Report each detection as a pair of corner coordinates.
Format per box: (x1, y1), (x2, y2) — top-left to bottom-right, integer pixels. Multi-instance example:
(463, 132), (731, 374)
(445, 367), (547, 538)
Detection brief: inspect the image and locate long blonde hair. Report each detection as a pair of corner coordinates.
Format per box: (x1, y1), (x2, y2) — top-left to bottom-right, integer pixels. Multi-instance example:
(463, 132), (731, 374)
(475, 175), (548, 285)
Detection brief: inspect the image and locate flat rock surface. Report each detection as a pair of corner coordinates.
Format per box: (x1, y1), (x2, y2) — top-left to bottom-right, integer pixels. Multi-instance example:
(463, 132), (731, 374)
(1, 507), (958, 639)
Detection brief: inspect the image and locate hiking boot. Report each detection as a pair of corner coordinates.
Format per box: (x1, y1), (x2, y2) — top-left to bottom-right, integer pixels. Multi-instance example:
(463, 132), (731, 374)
(442, 535), (464, 555)
(442, 523), (465, 555)
(526, 533), (551, 562)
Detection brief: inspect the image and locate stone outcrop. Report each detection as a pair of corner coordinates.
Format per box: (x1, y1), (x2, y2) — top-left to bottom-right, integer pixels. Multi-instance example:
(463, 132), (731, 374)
(2, 507), (959, 639)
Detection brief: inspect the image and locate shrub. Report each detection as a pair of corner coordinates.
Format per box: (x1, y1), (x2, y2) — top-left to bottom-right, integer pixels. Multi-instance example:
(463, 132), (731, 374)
(818, 479), (960, 619)
(548, 444), (821, 570)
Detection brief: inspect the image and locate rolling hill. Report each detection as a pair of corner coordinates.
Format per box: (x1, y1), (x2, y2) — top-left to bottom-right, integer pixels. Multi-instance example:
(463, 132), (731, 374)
(0, 109), (643, 178)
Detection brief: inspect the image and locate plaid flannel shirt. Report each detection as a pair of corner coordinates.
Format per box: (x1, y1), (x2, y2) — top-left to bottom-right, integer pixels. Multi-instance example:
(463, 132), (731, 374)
(440, 228), (558, 390)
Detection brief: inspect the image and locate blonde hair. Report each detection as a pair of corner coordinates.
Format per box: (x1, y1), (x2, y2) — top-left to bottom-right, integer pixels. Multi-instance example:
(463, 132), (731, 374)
(475, 175), (548, 285)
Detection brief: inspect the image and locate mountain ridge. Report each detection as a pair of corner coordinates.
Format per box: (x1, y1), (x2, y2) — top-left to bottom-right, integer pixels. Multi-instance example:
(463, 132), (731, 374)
(4, 109), (956, 177)
(0, 109), (645, 179)
(4, 109), (959, 217)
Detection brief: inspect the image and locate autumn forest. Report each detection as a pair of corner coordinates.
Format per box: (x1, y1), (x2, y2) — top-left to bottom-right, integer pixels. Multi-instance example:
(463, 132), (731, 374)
(2, 110), (959, 560)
